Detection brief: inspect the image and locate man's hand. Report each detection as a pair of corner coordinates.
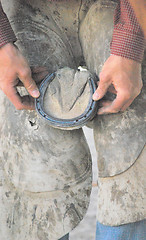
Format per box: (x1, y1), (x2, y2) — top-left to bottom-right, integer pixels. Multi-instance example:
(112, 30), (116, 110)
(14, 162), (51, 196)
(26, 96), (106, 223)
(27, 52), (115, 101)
(93, 55), (143, 115)
(0, 43), (41, 110)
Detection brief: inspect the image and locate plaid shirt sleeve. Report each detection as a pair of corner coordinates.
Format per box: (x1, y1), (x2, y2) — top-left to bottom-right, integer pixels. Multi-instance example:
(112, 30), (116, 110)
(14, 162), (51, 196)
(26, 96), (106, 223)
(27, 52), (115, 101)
(110, 0), (145, 63)
(0, 2), (17, 48)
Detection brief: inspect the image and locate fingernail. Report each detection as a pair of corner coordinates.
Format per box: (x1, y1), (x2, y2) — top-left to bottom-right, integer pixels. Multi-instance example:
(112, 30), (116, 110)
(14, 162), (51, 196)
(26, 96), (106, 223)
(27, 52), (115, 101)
(32, 89), (40, 98)
(93, 92), (98, 100)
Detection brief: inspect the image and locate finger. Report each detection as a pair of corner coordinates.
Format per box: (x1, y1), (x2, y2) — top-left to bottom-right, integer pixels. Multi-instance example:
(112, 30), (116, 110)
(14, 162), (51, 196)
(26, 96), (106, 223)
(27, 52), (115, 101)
(120, 98), (134, 112)
(93, 78), (111, 101)
(5, 86), (35, 110)
(18, 68), (40, 98)
(98, 94), (129, 115)
(16, 70), (49, 86)
(96, 81), (116, 94)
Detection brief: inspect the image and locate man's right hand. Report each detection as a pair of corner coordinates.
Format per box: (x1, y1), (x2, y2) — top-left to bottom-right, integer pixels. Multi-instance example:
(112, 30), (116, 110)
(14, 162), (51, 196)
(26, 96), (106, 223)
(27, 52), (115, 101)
(0, 43), (40, 110)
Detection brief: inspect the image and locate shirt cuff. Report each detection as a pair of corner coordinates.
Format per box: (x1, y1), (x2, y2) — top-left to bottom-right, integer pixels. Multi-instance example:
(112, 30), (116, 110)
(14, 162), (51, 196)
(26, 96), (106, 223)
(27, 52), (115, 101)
(0, 15), (17, 48)
(110, 29), (145, 63)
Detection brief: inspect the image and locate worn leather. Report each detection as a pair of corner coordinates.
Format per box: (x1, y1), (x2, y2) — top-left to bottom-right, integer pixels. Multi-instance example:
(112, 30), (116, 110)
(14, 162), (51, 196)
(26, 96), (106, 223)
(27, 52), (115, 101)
(80, 1), (146, 225)
(0, 1), (94, 239)
(80, 1), (146, 177)
(96, 146), (146, 226)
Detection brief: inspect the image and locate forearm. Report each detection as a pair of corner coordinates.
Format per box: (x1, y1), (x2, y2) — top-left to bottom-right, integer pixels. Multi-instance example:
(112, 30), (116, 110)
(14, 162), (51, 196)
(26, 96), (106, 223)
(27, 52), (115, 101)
(110, 0), (145, 63)
(129, 0), (146, 38)
(0, 1), (17, 47)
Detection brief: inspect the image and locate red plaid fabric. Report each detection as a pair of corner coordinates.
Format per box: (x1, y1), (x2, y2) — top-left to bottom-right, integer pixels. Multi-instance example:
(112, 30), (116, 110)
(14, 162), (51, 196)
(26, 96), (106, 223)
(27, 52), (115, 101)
(0, 3), (16, 48)
(110, 0), (145, 62)
(0, 1), (145, 62)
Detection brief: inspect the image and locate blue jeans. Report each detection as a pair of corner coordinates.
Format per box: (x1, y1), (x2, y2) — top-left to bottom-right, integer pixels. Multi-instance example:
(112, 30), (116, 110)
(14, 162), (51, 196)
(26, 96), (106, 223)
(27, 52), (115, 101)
(59, 234), (69, 240)
(96, 220), (146, 240)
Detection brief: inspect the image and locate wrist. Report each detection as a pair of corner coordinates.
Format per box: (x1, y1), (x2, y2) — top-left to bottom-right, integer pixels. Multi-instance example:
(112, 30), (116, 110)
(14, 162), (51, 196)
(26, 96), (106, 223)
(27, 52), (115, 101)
(1, 42), (15, 48)
(0, 42), (20, 62)
(110, 54), (141, 64)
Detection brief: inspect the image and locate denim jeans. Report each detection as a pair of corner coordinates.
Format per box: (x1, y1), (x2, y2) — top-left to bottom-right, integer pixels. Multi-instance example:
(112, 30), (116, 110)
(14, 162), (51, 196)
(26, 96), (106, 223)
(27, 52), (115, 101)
(59, 234), (69, 240)
(96, 220), (146, 240)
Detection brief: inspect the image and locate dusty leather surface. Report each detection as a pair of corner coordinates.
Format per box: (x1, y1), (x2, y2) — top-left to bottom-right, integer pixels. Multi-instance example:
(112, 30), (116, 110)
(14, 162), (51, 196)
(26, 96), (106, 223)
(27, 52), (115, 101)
(80, 1), (146, 177)
(0, 1), (94, 239)
(80, 1), (146, 225)
(80, 0), (117, 75)
(93, 86), (146, 177)
(2, 0), (95, 71)
(0, 89), (92, 240)
(96, 146), (146, 226)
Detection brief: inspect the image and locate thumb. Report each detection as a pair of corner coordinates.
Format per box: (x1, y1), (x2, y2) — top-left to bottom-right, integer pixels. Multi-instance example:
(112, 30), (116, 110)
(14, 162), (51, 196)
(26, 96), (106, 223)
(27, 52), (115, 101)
(18, 67), (40, 98)
(92, 79), (111, 101)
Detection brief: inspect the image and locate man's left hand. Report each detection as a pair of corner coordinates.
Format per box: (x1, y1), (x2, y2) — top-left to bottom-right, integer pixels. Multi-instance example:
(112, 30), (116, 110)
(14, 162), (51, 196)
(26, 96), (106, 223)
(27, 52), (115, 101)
(93, 55), (143, 115)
